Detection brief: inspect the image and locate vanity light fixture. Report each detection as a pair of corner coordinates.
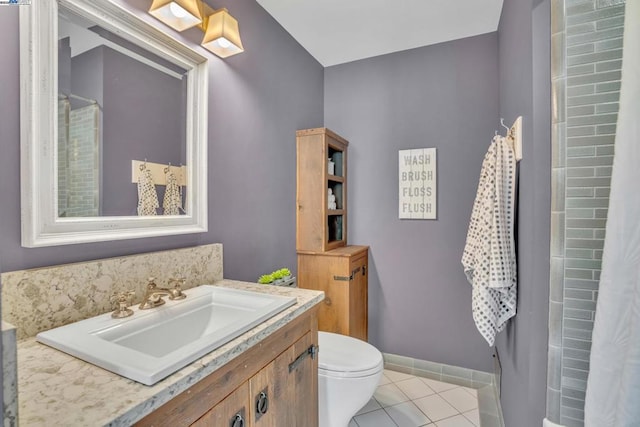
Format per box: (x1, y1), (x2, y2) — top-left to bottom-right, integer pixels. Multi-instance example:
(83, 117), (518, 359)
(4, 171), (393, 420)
(148, 0), (244, 58)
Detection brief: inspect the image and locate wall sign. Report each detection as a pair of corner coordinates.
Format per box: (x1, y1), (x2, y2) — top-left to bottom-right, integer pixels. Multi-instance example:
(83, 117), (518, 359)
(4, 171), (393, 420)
(398, 148), (437, 219)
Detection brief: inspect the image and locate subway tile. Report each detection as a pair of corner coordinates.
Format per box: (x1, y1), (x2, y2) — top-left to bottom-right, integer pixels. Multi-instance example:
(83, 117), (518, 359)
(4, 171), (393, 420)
(567, 49), (623, 66)
(563, 367), (590, 382)
(566, 219), (606, 229)
(412, 369), (441, 381)
(567, 69), (620, 85)
(567, 43), (595, 56)
(567, 146), (596, 157)
(562, 386), (586, 401)
(567, 187), (594, 197)
(596, 145), (615, 155)
(553, 79), (567, 123)
(562, 396), (586, 410)
(567, 238), (604, 249)
(565, 278), (600, 290)
(567, 22), (596, 36)
(596, 166), (612, 177)
(595, 208), (609, 218)
(565, 298), (597, 310)
(568, 5), (625, 27)
(566, 168), (595, 178)
(565, 258), (602, 269)
(552, 32), (567, 79)
(566, 197), (609, 208)
(565, 269), (594, 280)
(597, 0), (625, 6)
(595, 102), (619, 113)
(567, 63), (595, 76)
(564, 348), (592, 362)
(595, 37), (623, 52)
(471, 370), (493, 385)
(594, 250), (603, 260)
(568, 84), (595, 97)
(413, 359), (443, 374)
(567, 92), (620, 107)
(565, 248), (594, 259)
(594, 81), (621, 94)
(596, 15), (625, 30)
(567, 177), (613, 187)
(553, 169), (566, 211)
(567, 105), (596, 117)
(565, 308), (593, 320)
(440, 375), (473, 388)
(567, 155), (614, 167)
(566, 327), (592, 343)
(550, 257), (565, 303)
(384, 353), (414, 368)
(442, 365), (473, 380)
(548, 345), (563, 390)
(566, 228), (593, 238)
(566, 208), (594, 219)
(596, 124), (617, 134)
(564, 318), (594, 331)
(563, 337), (593, 351)
(567, 113), (618, 127)
(567, 2), (596, 15)
(594, 229), (606, 239)
(593, 270), (601, 281)
(567, 125), (595, 136)
(567, 26), (624, 46)
(596, 59), (623, 72)
(564, 358), (590, 371)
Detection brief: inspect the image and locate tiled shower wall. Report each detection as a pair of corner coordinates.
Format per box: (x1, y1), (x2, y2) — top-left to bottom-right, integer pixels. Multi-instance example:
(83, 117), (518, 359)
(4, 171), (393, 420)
(548, 0), (625, 425)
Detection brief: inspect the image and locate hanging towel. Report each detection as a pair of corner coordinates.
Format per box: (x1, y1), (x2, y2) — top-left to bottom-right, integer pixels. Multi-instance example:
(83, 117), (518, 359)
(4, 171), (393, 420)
(163, 169), (182, 215)
(461, 135), (517, 346)
(137, 168), (159, 216)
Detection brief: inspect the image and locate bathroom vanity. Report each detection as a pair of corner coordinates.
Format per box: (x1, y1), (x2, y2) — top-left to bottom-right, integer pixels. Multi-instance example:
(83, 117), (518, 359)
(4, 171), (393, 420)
(13, 280), (323, 426)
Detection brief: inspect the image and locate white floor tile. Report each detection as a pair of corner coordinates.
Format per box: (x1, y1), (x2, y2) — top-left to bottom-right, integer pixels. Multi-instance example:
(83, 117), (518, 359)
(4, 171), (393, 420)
(379, 372), (392, 386)
(356, 398), (382, 416)
(434, 414), (475, 427)
(374, 383), (411, 407)
(395, 377), (436, 400)
(384, 401), (433, 427)
(384, 369), (414, 383)
(413, 394), (459, 422)
(461, 387), (478, 398)
(462, 409), (480, 427)
(439, 388), (478, 413)
(420, 378), (458, 393)
(353, 408), (397, 427)
(349, 419), (360, 427)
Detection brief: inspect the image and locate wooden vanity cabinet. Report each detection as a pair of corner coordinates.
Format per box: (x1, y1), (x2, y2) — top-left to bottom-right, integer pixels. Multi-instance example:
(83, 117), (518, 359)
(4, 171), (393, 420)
(135, 308), (319, 427)
(297, 246), (368, 341)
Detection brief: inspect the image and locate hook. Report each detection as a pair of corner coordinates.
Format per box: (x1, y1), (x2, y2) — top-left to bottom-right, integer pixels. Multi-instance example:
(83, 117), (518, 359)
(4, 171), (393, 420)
(500, 118), (510, 133)
(164, 162), (172, 174)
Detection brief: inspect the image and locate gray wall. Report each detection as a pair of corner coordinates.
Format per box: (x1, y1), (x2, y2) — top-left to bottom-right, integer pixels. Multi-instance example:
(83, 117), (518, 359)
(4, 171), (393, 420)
(495, 0), (551, 426)
(0, 0), (324, 282)
(325, 33), (500, 372)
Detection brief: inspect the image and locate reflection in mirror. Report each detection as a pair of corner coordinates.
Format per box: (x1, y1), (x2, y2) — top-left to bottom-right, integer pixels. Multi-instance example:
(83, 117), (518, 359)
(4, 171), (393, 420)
(20, 0), (208, 247)
(57, 6), (188, 217)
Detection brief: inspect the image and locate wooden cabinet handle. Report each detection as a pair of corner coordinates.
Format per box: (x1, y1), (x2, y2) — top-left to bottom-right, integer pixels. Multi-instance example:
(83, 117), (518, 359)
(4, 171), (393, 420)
(256, 391), (269, 418)
(288, 345), (319, 373)
(324, 297), (332, 306)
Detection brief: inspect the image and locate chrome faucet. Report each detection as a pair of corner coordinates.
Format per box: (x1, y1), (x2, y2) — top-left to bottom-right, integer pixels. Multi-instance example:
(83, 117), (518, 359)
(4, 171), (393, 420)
(139, 277), (186, 310)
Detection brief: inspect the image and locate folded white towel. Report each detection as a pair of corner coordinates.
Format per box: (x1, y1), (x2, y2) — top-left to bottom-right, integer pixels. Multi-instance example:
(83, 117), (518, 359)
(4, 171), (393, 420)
(461, 135), (517, 346)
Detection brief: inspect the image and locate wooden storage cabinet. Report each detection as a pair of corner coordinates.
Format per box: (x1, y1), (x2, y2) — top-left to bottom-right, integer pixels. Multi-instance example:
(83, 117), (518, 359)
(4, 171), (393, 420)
(136, 309), (319, 427)
(296, 128), (348, 252)
(298, 246), (368, 341)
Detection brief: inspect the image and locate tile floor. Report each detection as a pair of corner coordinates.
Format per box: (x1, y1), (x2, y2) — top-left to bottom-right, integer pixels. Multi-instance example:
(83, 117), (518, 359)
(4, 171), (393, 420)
(349, 369), (481, 427)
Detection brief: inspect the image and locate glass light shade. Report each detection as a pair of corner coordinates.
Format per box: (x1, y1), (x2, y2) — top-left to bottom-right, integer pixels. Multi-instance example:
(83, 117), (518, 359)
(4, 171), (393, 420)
(201, 8), (244, 58)
(149, 0), (202, 31)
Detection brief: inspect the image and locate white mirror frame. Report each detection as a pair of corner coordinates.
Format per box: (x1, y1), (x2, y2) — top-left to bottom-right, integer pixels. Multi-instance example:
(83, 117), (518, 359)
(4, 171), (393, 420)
(20, 0), (208, 247)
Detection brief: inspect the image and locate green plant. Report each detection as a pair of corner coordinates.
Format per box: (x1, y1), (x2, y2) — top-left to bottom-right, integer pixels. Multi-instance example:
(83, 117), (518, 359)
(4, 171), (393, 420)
(271, 270), (284, 280)
(257, 274), (274, 284)
(278, 268), (291, 277)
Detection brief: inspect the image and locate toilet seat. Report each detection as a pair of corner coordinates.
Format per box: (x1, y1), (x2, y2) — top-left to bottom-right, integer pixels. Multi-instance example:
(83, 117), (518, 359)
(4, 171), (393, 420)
(318, 331), (384, 378)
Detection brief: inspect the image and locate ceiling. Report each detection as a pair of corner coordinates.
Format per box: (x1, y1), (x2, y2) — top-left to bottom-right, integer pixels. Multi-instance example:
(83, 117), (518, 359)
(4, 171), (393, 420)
(255, 0), (504, 67)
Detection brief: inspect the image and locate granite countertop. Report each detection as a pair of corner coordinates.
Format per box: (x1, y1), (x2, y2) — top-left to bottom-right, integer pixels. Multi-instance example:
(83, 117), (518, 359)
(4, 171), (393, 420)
(16, 280), (324, 426)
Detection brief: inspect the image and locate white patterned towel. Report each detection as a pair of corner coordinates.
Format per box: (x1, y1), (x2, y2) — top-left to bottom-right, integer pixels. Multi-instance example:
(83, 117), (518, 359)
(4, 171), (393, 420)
(163, 169), (182, 215)
(461, 135), (517, 346)
(137, 168), (159, 216)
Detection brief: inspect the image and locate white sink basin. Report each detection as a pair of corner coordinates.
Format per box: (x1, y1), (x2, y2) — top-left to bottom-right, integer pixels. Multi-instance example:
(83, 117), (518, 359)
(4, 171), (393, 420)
(36, 285), (296, 385)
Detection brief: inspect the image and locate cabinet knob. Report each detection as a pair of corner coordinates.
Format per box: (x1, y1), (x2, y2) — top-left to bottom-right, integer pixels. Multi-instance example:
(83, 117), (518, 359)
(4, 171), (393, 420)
(230, 412), (245, 427)
(324, 297), (332, 306)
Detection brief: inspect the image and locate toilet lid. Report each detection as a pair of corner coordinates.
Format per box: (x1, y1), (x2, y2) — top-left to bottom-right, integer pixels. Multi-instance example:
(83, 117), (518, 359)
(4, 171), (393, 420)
(318, 332), (383, 378)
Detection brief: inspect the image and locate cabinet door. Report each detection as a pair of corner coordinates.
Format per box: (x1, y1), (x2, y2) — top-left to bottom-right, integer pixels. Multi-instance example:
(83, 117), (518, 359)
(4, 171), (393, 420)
(249, 331), (318, 427)
(192, 382), (250, 427)
(349, 252), (368, 341)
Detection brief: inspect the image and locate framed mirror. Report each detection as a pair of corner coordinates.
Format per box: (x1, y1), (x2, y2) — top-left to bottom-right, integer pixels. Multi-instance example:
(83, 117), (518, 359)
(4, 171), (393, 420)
(20, 0), (208, 247)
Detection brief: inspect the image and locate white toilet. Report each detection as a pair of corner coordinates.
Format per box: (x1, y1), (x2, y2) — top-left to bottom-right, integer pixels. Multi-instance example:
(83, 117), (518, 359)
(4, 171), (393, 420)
(318, 331), (384, 427)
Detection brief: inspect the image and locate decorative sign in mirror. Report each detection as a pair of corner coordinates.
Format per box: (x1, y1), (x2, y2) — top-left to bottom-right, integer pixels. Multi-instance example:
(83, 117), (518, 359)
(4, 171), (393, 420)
(20, 0), (208, 247)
